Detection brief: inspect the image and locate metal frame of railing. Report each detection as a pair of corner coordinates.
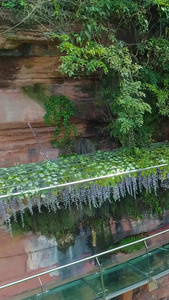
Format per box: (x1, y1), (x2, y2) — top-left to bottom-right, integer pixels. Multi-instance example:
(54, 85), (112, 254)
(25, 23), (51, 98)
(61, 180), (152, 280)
(0, 163), (167, 199)
(1, 227), (169, 300)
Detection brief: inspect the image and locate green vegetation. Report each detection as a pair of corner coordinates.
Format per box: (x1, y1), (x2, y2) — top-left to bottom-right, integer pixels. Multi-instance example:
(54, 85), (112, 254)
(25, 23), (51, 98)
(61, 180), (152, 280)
(109, 189), (168, 220)
(53, 0), (169, 151)
(2, 0), (27, 11)
(109, 235), (145, 254)
(58, 40), (150, 150)
(11, 205), (79, 238)
(1, 143), (169, 232)
(0, 143), (169, 197)
(10, 187), (169, 249)
(23, 85), (77, 149)
(44, 95), (76, 149)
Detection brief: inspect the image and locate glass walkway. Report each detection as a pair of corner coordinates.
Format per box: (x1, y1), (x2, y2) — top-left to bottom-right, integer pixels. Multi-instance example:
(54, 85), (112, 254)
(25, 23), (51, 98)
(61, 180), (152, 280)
(23, 233), (169, 300)
(1, 229), (169, 300)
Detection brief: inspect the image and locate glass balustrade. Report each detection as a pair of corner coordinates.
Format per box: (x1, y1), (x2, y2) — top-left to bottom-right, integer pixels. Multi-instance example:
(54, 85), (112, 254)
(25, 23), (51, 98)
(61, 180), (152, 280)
(3, 230), (169, 300)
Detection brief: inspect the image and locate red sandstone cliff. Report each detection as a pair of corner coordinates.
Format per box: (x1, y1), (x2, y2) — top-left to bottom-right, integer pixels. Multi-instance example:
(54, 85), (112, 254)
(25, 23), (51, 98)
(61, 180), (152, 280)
(0, 27), (98, 167)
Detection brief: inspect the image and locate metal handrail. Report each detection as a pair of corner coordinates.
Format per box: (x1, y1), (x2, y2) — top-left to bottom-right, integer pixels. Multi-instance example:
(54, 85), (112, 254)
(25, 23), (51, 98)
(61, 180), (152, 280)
(27, 122), (51, 162)
(0, 164), (167, 199)
(1, 227), (169, 290)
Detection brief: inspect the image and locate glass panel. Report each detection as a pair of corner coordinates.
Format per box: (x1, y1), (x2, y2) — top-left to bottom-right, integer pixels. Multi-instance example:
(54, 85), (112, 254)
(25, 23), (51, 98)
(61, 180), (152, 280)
(23, 279), (100, 300)
(22, 240), (169, 300)
(102, 262), (148, 296)
(148, 248), (169, 276)
(99, 241), (147, 270)
(84, 261), (148, 297)
(57, 262), (99, 281)
(83, 272), (103, 296)
(129, 254), (150, 275)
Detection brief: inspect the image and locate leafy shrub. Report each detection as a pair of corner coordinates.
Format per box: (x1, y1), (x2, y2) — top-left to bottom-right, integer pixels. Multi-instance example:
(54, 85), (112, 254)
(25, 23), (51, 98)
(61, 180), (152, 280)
(109, 235), (145, 254)
(23, 85), (77, 150)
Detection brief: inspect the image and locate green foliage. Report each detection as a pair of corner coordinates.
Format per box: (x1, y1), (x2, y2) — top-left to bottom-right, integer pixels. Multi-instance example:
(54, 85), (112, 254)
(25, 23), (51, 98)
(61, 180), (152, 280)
(2, 0), (27, 11)
(109, 81), (151, 150)
(146, 82), (169, 117)
(109, 235), (145, 254)
(138, 38), (169, 118)
(56, 0), (169, 150)
(10, 187), (169, 254)
(111, 188), (169, 219)
(59, 38), (151, 150)
(23, 85), (77, 150)
(10, 188), (169, 246)
(11, 205), (79, 239)
(44, 95), (77, 149)
(59, 41), (109, 76)
(0, 142), (169, 198)
(139, 38), (169, 71)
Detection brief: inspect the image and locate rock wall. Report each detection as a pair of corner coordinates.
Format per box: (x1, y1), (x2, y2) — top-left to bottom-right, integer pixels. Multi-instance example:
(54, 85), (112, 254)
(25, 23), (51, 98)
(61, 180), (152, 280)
(0, 28), (98, 167)
(0, 86), (90, 167)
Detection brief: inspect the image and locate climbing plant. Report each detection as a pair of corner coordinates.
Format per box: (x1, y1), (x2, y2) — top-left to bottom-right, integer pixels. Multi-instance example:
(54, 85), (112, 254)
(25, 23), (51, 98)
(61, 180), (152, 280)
(1, 142), (169, 235)
(44, 95), (77, 149)
(58, 38), (151, 150)
(23, 85), (77, 150)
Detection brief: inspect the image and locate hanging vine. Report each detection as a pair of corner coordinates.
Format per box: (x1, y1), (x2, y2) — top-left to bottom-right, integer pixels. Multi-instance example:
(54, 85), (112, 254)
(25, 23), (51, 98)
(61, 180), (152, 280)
(0, 143), (169, 235)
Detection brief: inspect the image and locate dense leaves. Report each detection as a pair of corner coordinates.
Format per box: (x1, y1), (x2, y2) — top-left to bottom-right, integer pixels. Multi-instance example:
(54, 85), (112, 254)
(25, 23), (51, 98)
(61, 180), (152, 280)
(23, 85), (77, 149)
(59, 39), (151, 149)
(2, 0), (27, 11)
(1, 143), (169, 197)
(55, 0), (169, 149)
(44, 95), (76, 148)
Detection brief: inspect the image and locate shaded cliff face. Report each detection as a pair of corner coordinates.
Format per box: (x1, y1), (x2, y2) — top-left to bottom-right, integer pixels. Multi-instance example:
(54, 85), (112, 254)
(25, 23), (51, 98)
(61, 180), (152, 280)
(0, 28), (99, 167)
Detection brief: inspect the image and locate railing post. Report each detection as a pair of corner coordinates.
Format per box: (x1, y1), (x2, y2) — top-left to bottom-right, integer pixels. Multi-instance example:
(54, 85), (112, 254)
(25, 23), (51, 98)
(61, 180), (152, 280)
(38, 276), (43, 295)
(144, 241), (151, 282)
(96, 257), (106, 300)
